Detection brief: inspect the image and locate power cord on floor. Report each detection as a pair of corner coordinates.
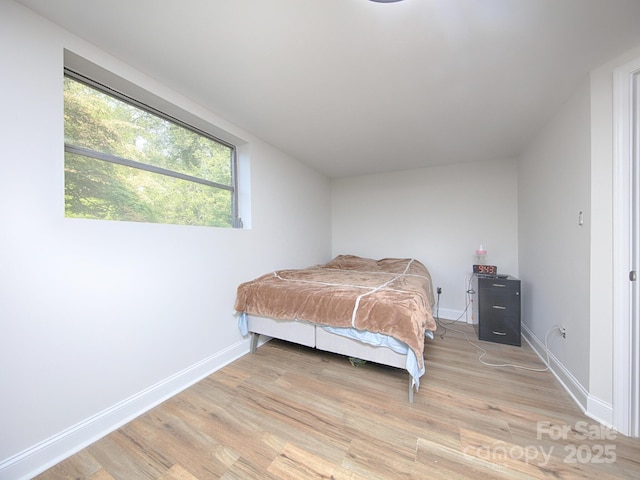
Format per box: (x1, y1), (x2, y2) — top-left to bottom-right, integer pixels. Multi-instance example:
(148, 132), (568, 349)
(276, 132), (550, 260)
(433, 285), (560, 372)
(434, 275), (475, 336)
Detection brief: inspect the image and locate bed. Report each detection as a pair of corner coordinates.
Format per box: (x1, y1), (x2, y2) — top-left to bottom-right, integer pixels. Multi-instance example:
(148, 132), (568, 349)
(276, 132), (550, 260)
(234, 255), (437, 402)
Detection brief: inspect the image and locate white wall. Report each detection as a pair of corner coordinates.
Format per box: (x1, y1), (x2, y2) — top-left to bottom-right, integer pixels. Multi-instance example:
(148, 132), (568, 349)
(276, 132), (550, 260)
(0, 2), (331, 478)
(589, 42), (640, 416)
(517, 79), (592, 405)
(331, 160), (519, 319)
(518, 41), (640, 428)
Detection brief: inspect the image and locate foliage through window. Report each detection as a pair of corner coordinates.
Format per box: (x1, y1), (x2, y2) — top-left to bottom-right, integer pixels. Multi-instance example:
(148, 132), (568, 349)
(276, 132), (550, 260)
(64, 73), (239, 227)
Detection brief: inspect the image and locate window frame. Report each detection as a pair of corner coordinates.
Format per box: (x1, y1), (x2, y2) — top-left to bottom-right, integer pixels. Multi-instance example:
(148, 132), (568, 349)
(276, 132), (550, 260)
(63, 68), (242, 228)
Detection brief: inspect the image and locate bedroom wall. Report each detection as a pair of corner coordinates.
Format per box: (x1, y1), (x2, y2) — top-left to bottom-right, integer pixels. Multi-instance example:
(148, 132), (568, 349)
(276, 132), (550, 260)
(331, 159), (519, 320)
(0, 2), (331, 479)
(517, 78), (592, 407)
(589, 42), (640, 420)
(518, 41), (640, 428)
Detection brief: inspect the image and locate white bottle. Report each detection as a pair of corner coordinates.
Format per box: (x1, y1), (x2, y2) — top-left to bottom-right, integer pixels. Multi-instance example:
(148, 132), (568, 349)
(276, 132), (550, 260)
(475, 244), (487, 265)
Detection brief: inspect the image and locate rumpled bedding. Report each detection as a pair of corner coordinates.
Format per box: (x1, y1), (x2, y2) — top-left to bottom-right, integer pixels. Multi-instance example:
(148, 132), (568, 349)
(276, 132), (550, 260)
(234, 255), (436, 370)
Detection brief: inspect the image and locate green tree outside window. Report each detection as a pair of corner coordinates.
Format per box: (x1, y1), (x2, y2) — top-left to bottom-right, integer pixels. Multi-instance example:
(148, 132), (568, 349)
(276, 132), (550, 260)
(64, 75), (237, 227)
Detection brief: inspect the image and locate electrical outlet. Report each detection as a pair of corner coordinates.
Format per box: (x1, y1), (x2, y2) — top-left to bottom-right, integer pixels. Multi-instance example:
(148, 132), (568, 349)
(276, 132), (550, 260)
(560, 326), (566, 338)
(437, 287), (442, 295)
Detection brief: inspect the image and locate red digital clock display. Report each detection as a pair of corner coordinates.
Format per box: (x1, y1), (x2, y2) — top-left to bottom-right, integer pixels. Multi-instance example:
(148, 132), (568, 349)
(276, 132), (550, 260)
(473, 264), (497, 275)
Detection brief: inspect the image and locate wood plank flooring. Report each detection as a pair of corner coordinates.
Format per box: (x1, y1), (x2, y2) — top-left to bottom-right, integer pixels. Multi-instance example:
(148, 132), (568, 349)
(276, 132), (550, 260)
(36, 324), (640, 479)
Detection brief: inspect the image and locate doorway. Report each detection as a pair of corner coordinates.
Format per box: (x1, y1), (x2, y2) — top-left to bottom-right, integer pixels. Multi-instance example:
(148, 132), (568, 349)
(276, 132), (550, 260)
(613, 55), (640, 438)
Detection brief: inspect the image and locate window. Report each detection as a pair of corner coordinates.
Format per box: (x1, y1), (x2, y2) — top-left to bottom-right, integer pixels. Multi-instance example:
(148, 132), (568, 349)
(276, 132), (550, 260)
(64, 71), (241, 228)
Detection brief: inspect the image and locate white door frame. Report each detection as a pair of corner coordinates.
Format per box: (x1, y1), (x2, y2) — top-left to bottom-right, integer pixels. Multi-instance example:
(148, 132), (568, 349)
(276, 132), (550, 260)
(613, 55), (640, 438)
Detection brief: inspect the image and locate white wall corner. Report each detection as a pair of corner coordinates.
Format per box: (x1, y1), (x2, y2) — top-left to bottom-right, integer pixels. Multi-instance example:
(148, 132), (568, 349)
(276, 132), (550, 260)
(434, 307), (467, 324)
(0, 339), (252, 480)
(586, 395), (614, 429)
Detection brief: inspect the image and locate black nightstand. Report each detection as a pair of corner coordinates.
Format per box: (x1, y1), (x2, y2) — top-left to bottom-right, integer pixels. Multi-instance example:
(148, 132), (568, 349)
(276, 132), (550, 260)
(472, 274), (521, 346)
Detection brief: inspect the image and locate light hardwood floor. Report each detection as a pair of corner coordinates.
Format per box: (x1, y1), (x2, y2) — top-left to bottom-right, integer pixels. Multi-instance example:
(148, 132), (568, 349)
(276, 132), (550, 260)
(36, 324), (640, 479)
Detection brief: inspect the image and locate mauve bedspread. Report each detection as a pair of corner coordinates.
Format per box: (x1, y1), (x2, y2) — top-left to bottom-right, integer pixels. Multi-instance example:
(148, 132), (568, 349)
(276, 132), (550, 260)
(234, 255), (436, 369)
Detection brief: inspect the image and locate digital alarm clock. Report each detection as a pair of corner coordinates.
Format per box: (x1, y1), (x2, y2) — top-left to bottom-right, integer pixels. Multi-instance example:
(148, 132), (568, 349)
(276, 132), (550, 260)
(473, 264), (497, 275)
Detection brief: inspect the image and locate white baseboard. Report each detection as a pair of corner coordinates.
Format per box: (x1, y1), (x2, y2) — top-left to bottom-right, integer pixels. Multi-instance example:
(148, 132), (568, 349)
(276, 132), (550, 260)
(0, 339), (251, 480)
(434, 308), (467, 323)
(522, 324), (588, 410)
(521, 324), (613, 427)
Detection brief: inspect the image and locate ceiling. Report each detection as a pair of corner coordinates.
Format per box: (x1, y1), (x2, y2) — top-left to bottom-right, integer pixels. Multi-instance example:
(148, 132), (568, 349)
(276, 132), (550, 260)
(16, 0), (640, 178)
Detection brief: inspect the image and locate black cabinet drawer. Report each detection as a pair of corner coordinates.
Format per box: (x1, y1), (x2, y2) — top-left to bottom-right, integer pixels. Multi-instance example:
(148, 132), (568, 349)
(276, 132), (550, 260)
(480, 290), (520, 316)
(478, 314), (521, 346)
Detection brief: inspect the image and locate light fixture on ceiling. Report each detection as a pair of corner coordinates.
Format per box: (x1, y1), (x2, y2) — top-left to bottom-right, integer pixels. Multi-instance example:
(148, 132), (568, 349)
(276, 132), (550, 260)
(369, 0), (405, 3)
